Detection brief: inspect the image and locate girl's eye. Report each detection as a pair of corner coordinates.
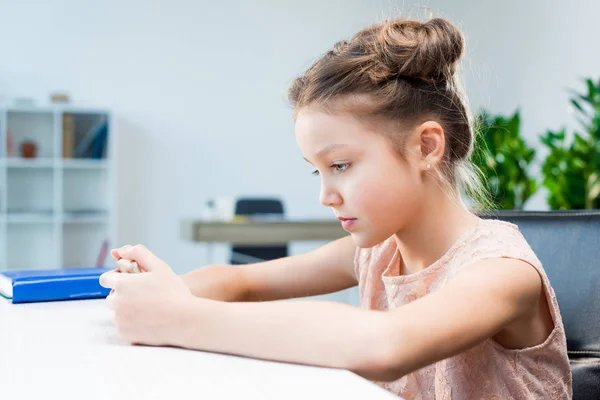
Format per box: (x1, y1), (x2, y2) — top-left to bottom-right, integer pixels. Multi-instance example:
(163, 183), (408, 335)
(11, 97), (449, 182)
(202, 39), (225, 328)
(311, 163), (350, 176)
(333, 163), (350, 173)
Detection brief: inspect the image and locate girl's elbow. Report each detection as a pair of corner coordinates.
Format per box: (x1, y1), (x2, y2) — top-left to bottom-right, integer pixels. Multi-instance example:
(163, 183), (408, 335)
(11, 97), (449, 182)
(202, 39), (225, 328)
(347, 313), (411, 382)
(350, 336), (409, 382)
(351, 351), (407, 382)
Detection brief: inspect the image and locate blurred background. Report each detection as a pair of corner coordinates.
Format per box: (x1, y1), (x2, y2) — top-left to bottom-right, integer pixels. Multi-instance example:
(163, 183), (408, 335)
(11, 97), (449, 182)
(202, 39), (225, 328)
(0, 1), (598, 304)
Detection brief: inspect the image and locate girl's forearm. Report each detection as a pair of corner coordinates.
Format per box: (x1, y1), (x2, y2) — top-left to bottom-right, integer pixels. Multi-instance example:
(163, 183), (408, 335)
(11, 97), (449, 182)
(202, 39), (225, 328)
(181, 265), (249, 302)
(175, 298), (392, 379)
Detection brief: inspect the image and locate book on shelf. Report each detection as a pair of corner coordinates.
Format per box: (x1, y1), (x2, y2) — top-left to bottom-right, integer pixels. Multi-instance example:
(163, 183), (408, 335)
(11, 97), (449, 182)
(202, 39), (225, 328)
(62, 114), (75, 158)
(89, 122), (108, 159)
(73, 118), (108, 159)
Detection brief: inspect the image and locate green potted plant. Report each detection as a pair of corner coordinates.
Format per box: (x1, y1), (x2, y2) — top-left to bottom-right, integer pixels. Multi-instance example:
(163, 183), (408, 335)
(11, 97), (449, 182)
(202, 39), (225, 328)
(541, 78), (600, 209)
(472, 109), (538, 210)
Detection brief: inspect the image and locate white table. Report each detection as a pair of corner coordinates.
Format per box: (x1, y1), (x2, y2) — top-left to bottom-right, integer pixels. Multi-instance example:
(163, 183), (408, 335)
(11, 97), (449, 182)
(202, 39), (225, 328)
(0, 299), (397, 400)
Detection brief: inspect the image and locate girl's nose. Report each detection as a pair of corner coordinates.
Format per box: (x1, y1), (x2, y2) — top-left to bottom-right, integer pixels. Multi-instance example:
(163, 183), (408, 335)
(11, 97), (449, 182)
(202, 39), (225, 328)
(319, 182), (343, 207)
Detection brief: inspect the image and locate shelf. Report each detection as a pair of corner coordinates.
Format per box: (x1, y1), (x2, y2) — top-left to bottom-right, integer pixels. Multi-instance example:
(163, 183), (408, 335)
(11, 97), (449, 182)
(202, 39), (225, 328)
(0, 158), (108, 169)
(63, 168), (109, 212)
(0, 212), (109, 224)
(7, 168), (54, 212)
(7, 223), (57, 270)
(62, 159), (108, 169)
(63, 211), (109, 223)
(3, 106), (55, 114)
(1, 158), (55, 168)
(1, 212), (55, 224)
(3, 106), (110, 115)
(63, 224), (111, 268)
(0, 106), (114, 270)
(6, 111), (55, 158)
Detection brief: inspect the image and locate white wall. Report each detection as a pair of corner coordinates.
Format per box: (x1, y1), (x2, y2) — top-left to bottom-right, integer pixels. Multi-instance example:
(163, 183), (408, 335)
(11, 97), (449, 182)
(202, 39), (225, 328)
(1, 0), (598, 279)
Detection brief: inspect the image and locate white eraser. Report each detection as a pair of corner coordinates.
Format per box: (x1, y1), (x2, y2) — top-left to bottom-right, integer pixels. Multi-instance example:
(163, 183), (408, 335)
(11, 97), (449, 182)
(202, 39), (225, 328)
(129, 261), (140, 273)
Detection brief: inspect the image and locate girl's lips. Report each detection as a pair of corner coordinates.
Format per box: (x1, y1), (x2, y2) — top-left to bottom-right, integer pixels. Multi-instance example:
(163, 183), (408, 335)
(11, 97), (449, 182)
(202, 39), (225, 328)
(340, 218), (357, 231)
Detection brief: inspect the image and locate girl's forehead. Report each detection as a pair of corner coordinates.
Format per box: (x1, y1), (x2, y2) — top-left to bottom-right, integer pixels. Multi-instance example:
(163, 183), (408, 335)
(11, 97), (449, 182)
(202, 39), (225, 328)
(296, 117), (400, 166)
(295, 108), (376, 142)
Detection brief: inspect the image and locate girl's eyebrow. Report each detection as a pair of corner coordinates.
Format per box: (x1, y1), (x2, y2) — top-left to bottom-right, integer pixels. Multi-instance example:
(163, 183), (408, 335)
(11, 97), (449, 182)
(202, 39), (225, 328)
(303, 144), (350, 163)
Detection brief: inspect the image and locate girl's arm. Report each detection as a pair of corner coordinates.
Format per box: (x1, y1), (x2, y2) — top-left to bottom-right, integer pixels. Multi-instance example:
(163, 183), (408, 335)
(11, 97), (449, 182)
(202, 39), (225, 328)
(173, 258), (543, 381)
(181, 235), (358, 302)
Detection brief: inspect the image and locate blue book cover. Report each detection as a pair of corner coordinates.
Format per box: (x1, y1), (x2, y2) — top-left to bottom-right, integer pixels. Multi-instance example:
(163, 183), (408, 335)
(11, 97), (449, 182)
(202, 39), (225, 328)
(90, 123), (108, 159)
(0, 267), (113, 304)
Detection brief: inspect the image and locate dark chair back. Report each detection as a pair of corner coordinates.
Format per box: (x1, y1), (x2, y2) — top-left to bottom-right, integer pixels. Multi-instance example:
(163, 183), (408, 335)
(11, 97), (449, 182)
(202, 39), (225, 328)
(484, 210), (600, 400)
(230, 198), (288, 264)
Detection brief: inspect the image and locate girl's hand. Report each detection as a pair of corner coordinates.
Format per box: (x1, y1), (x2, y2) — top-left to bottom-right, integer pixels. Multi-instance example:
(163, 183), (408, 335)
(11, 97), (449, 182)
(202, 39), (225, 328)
(99, 244), (194, 346)
(111, 245), (142, 273)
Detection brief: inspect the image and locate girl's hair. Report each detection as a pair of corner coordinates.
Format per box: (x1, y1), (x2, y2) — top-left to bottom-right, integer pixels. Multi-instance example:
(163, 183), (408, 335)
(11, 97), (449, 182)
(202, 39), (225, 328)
(288, 17), (490, 209)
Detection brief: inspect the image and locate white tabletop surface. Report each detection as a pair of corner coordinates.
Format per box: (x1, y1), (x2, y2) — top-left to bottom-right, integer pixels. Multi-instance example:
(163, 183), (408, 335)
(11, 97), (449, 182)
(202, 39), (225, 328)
(0, 298), (398, 400)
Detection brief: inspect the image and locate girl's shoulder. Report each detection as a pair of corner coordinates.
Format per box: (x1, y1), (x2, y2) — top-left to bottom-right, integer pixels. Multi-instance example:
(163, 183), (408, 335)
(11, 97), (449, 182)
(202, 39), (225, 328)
(448, 217), (543, 273)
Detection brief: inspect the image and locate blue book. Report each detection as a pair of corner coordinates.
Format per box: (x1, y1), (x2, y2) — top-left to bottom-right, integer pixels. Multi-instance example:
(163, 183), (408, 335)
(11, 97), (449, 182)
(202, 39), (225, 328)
(0, 267), (113, 304)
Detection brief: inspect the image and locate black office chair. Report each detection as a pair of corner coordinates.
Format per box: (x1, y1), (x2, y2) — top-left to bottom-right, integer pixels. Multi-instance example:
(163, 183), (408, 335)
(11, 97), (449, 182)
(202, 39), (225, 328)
(482, 210), (600, 400)
(230, 198), (289, 265)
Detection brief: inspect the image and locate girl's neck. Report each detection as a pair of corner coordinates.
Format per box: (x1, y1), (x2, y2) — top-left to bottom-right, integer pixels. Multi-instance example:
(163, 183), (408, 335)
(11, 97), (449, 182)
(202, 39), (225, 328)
(393, 190), (480, 276)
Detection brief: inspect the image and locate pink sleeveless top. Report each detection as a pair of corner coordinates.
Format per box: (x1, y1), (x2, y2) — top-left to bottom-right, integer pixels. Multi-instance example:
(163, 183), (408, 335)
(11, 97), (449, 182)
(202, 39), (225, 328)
(354, 218), (572, 399)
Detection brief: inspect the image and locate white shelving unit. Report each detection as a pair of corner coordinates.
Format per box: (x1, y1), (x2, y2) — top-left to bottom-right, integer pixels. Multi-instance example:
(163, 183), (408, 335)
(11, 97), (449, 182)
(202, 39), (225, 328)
(0, 106), (116, 271)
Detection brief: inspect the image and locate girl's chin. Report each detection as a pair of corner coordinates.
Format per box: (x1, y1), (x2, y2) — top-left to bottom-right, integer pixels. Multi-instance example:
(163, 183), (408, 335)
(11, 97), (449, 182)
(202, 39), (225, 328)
(350, 232), (386, 249)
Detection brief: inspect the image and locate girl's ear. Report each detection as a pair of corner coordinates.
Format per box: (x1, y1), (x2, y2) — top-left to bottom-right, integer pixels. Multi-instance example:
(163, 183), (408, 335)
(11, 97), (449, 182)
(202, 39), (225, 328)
(417, 121), (445, 170)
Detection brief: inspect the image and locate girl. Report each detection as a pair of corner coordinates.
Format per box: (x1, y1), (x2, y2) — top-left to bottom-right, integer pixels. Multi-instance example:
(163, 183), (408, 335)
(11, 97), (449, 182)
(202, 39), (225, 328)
(100, 17), (572, 399)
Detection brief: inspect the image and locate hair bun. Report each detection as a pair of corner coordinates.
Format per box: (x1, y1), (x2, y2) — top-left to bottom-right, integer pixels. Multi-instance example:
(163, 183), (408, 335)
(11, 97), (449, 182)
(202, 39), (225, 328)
(377, 18), (465, 83)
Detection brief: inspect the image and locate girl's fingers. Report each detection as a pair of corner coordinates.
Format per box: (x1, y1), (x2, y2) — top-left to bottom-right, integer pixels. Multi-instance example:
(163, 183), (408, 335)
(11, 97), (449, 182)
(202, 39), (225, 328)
(116, 258), (140, 273)
(100, 270), (120, 289)
(115, 258), (130, 272)
(106, 289), (116, 310)
(121, 245), (167, 273)
(111, 245), (133, 260)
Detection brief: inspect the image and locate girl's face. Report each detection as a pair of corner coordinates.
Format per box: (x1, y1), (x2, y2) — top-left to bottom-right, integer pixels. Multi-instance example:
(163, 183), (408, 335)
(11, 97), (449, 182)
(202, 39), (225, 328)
(295, 108), (427, 248)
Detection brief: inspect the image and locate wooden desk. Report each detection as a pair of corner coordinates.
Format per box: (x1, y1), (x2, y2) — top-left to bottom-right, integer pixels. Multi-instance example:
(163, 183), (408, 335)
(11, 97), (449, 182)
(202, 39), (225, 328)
(0, 299), (396, 400)
(181, 219), (348, 245)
